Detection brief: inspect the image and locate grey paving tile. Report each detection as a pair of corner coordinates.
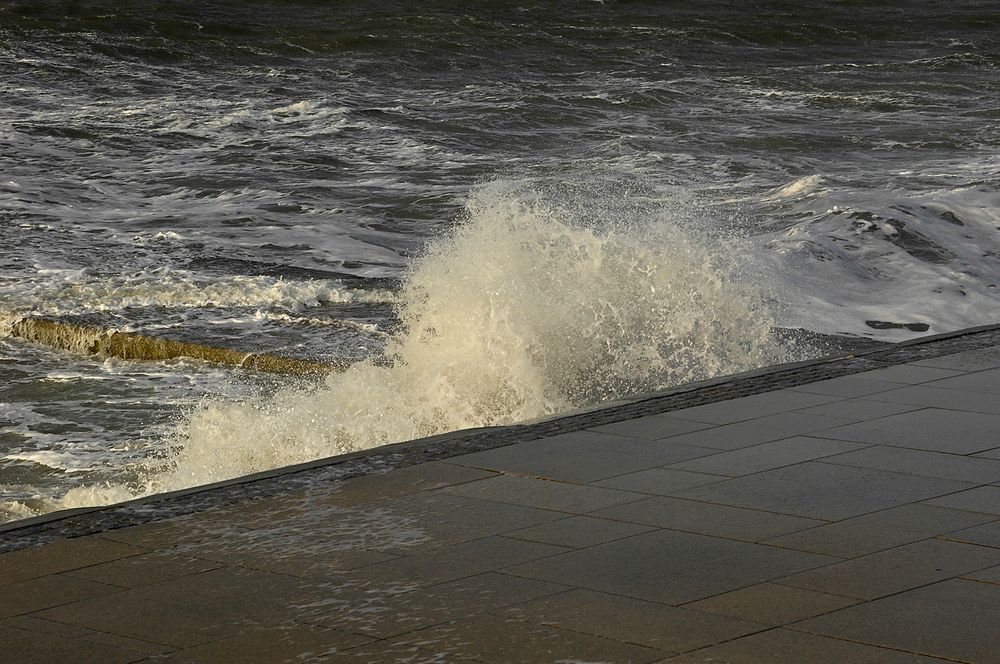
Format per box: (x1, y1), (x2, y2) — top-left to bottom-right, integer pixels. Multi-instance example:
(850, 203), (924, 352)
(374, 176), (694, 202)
(170, 626), (371, 664)
(588, 414), (713, 439)
(964, 564), (1000, 584)
(0, 625), (149, 664)
(669, 437), (867, 477)
(793, 397), (921, 422)
(662, 390), (840, 425)
(913, 346), (1000, 371)
(312, 572), (568, 639)
(505, 515), (655, 548)
(75, 631), (172, 657)
(665, 628), (954, 663)
(977, 447), (1000, 459)
(938, 520), (1000, 548)
(393, 613), (668, 664)
(852, 364), (965, 384)
(450, 430), (717, 482)
(355, 536), (569, 589)
(595, 467), (727, 495)
(0, 574), (121, 618)
(440, 474), (641, 514)
(505, 529), (834, 605)
(795, 579), (1000, 663)
(924, 366), (1000, 394)
(675, 462), (971, 521)
(500, 588), (765, 652)
(34, 566), (316, 648)
(924, 485), (1000, 515)
(813, 407), (1000, 454)
(320, 461), (497, 508)
(320, 641), (480, 663)
(0, 615), (94, 639)
(683, 583), (859, 626)
(867, 384), (1000, 415)
(0, 536), (144, 585)
(64, 552), (222, 588)
(789, 376), (903, 397)
(776, 538), (1000, 600)
(764, 503), (997, 557)
(822, 445), (1000, 483)
(654, 412), (853, 452)
(375, 491), (565, 552)
(592, 496), (824, 542)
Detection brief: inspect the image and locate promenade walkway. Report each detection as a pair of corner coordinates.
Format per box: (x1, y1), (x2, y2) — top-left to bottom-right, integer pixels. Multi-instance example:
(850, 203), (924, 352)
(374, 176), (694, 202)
(2, 327), (1000, 663)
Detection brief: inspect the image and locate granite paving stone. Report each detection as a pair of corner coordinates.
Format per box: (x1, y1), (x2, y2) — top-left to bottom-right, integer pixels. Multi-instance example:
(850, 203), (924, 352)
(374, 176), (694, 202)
(499, 588), (766, 652)
(866, 384), (1000, 415)
(591, 496), (825, 542)
(665, 628), (955, 663)
(669, 437), (867, 477)
(312, 572), (568, 639)
(682, 583), (860, 626)
(924, 485), (1000, 515)
(814, 408), (1000, 453)
(851, 364), (966, 384)
(964, 564), (1000, 584)
(764, 503), (997, 557)
(167, 626), (371, 664)
(366, 491), (565, 553)
(648, 412), (853, 452)
(505, 529), (835, 605)
(594, 467), (727, 495)
(923, 366), (1000, 394)
(450, 430), (718, 482)
(938, 519), (1000, 548)
(821, 444), (1000, 483)
(392, 613), (668, 664)
(0, 625), (151, 664)
(350, 536), (569, 589)
(320, 641), (480, 663)
(34, 565), (319, 648)
(63, 551), (223, 588)
(788, 375), (903, 398)
(675, 461), (972, 521)
(319, 461), (497, 508)
(792, 397), (921, 422)
(775, 538), (1000, 600)
(0, 537), (144, 585)
(0, 574), (121, 618)
(440, 474), (642, 513)
(795, 579), (1000, 663)
(588, 414), (714, 439)
(504, 515), (655, 548)
(661, 390), (841, 424)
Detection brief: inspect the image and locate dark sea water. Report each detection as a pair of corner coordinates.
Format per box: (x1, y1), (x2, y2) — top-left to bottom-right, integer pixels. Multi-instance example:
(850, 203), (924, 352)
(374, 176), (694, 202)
(1, 1), (998, 518)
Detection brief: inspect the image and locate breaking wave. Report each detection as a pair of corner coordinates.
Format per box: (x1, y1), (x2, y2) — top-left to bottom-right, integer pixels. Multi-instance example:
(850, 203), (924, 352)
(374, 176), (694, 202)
(33, 182), (796, 513)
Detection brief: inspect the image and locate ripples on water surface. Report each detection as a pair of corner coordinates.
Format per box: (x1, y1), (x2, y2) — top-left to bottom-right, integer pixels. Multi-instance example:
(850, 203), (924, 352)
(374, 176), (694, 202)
(1, 1), (998, 518)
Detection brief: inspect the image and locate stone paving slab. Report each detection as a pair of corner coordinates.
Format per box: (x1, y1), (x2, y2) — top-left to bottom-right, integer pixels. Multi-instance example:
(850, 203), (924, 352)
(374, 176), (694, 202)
(3, 326), (1000, 662)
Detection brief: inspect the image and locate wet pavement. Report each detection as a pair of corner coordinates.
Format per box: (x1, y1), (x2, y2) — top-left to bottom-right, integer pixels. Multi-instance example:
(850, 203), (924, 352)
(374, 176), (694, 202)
(3, 328), (1000, 662)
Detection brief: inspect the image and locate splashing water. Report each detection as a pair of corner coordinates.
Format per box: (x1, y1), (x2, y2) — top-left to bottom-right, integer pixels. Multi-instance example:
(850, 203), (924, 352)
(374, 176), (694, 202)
(53, 184), (791, 509)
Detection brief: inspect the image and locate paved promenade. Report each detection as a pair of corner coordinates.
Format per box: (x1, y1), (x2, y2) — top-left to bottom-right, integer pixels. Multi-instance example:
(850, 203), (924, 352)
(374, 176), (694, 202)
(3, 328), (1000, 663)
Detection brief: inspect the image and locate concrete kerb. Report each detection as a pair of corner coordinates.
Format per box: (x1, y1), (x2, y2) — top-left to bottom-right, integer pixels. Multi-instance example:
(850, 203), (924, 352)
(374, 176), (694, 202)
(2, 323), (999, 552)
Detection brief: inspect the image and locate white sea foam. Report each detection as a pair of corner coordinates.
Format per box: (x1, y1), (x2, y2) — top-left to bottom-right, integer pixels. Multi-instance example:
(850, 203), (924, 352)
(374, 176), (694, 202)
(47, 182), (790, 509)
(0, 270), (393, 319)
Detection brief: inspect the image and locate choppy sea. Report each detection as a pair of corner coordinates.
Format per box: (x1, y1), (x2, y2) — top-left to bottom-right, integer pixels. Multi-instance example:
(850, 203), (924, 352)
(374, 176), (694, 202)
(1, 1), (998, 520)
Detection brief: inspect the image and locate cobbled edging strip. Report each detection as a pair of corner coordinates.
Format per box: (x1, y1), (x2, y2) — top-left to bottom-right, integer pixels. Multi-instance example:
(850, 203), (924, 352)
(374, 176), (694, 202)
(2, 324), (998, 553)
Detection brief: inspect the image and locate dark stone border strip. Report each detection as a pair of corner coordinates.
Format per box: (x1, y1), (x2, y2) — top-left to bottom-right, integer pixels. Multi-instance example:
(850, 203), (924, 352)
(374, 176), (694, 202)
(2, 323), (999, 553)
